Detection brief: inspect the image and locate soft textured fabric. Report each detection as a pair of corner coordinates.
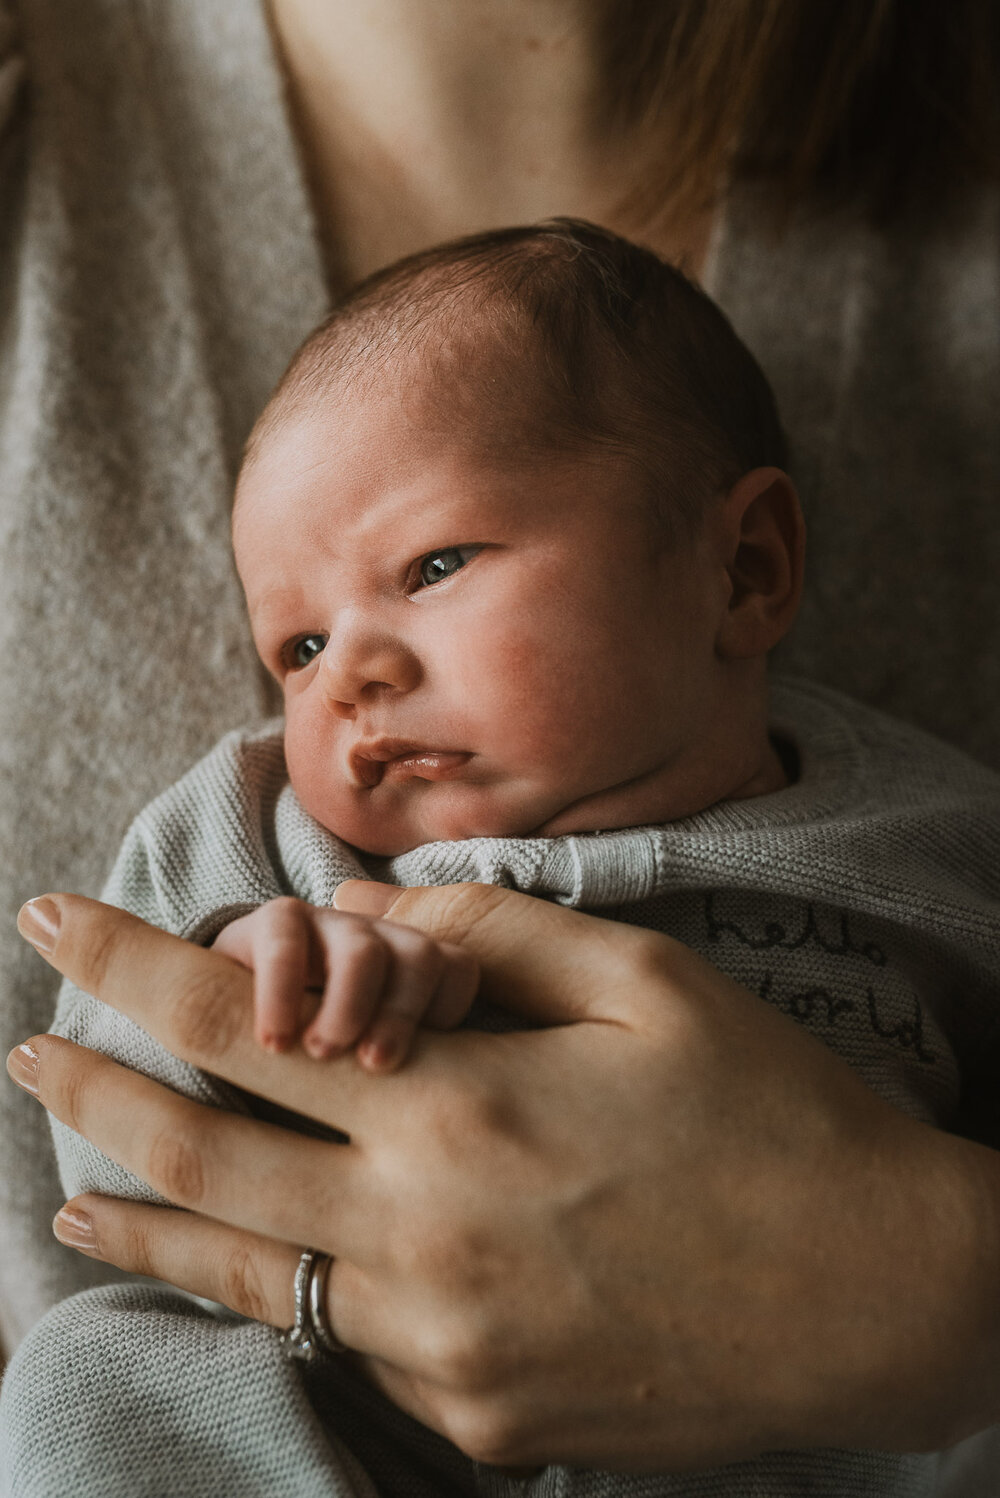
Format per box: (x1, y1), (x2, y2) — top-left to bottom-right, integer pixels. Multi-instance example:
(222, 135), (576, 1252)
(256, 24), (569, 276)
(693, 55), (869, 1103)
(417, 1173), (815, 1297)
(0, 0), (328, 1347)
(0, 0), (998, 1488)
(2, 677), (995, 1496)
(1, 0), (998, 1353)
(0, 1281), (940, 1498)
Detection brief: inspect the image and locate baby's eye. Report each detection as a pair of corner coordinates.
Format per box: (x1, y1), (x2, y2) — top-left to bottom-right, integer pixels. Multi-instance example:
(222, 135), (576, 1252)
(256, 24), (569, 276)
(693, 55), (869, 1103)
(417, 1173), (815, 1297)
(417, 546), (480, 588)
(286, 634), (328, 670)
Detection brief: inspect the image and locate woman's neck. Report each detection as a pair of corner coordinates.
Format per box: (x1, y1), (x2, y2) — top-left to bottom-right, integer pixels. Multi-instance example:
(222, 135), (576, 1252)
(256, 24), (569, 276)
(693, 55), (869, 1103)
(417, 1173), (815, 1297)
(267, 0), (713, 286)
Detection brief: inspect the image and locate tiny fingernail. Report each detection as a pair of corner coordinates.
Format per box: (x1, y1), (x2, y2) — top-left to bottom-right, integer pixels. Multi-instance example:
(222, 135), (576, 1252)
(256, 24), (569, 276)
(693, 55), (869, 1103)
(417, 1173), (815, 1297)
(17, 898), (61, 955)
(332, 880), (398, 917)
(53, 1207), (97, 1252)
(261, 1033), (290, 1054)
(6, 1043), (40, 1095)
(359, 1039), (395, 1071)
(304, 1034), (332, 1059)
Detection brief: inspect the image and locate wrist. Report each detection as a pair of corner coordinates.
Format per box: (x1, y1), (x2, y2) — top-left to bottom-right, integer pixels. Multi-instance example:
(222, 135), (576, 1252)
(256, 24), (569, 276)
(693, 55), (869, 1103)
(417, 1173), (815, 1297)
(791, 1117), (1000, 1452)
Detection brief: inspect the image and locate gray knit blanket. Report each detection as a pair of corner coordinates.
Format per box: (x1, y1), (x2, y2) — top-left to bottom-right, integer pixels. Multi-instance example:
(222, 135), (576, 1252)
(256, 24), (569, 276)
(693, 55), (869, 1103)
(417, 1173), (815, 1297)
(2, 678), (998, 1496)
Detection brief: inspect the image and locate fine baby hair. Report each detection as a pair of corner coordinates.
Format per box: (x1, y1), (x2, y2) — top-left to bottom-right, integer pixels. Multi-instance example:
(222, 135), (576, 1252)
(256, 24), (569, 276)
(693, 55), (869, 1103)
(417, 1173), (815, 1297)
(244, 217), (788, 537)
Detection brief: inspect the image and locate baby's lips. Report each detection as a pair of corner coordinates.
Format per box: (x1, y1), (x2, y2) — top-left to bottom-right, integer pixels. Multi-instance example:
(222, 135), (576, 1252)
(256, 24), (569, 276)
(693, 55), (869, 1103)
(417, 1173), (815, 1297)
(349, 744), (472, 787)
(347, 738), (416, 787)
(351, 755), (385, 788)
(380, 751), (471, 782)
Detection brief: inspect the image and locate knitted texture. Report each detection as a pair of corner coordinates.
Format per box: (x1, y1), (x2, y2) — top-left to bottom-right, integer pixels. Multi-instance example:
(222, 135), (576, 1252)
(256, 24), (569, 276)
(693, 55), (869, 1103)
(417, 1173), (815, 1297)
(0, 0), (329, 1347)
(1, 1284), (938, 1498)
(0, 1285), (379, 1498)
(1, 0), (999, 1486)
(4, 678), (997, 1496)
(1, 0), (999, 1358)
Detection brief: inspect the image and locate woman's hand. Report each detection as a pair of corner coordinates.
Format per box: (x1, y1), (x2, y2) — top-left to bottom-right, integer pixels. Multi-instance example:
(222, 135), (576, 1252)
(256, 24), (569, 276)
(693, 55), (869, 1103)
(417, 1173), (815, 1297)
(10, 885), (1000, 1470)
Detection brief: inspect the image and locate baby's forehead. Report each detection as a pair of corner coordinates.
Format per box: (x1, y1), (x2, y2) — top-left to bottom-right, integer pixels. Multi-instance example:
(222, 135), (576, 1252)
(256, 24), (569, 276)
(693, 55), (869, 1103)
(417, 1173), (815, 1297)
(237, 332), (561, 510)
(233, 389), (651, 577)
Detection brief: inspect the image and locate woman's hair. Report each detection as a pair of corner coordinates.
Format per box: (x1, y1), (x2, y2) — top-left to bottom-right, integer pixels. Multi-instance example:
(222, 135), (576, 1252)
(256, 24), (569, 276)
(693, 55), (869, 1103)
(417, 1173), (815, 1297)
(244, 219), (786, 538)
(600, 0), (1000, 225)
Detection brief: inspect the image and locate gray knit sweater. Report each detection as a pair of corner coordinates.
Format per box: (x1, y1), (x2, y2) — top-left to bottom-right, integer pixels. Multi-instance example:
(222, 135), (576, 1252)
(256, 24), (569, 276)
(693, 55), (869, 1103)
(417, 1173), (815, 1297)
(1, 677), (996, 1497)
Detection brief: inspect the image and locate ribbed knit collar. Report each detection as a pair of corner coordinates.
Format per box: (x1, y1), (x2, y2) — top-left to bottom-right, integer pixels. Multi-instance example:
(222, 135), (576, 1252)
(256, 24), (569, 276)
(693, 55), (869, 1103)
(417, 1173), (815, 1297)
(367, 677), (865, 908)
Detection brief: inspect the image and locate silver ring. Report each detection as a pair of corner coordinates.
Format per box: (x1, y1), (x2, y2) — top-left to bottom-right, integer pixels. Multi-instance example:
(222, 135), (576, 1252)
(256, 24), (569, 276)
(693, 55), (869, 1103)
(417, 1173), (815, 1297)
(308, 1251), (347, 1355)
(281, 1250), (347, 1362)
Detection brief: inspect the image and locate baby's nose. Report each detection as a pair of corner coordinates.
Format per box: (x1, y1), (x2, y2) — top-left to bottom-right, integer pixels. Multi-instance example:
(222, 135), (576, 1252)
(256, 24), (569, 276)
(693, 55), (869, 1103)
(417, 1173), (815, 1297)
(318, 623), (421, 713)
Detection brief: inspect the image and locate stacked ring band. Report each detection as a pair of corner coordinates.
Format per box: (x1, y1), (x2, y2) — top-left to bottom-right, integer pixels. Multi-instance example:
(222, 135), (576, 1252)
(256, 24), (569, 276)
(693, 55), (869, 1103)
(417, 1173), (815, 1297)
(282, 1249), (347, 1361)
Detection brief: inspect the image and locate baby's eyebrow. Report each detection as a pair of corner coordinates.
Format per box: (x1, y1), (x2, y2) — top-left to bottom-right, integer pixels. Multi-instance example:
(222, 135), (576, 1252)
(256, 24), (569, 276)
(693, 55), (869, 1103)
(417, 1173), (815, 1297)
(243, 588), (299, 637)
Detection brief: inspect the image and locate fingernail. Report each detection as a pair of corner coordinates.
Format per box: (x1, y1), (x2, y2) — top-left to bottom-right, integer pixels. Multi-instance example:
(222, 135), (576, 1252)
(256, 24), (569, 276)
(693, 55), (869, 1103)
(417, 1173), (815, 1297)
(358, 1038), (396, 1071)
(6, 1042), (40, 1095)
(53, 1207), (97, 1252)
(17, 897), (61, 955)
(332, 880), (399, 917)
(304, 1033), (333, 1060)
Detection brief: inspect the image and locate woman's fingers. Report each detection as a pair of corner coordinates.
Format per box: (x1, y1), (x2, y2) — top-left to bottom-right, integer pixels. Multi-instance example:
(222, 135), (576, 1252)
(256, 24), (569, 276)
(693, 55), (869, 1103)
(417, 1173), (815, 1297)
(15, 884), (650, 1117)
(55, 1195), (306, 1329)
(16, 895), (387, 1132)
(333, 878), (668, 1025)
(51, 1194), (437, 1386)
(9, 1035), (382, 1261)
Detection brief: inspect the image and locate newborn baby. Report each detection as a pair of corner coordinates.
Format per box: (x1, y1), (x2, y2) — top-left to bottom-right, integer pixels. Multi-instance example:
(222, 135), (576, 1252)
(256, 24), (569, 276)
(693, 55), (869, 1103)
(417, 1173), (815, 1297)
(220, 217), (801, 1067)
(46, 218), (1000, 1498)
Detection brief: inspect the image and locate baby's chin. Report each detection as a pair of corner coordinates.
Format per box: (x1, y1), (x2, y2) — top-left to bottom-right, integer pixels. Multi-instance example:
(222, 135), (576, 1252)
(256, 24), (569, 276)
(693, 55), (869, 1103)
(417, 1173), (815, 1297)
(295, 745), (779, 855)
(301, 782), (570, 858)
(338, 806), (546, 858)
(298, 768), (721, 857)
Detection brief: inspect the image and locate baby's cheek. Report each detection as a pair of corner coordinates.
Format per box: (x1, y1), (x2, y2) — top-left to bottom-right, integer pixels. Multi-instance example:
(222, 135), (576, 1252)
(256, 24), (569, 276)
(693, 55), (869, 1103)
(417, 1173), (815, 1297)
(284, 721), (346, 827)
(282, 722), (407, 854)
(469, 620), (621, 747)
(454, 637), (555, 745)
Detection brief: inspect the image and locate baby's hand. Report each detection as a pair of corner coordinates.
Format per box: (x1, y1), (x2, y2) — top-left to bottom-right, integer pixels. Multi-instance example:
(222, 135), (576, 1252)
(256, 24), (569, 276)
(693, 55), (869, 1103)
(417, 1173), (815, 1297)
(211, 897), (479, 1071)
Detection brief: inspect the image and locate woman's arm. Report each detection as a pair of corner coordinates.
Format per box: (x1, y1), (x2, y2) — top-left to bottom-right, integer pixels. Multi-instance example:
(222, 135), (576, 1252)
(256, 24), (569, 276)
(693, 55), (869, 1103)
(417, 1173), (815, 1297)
(11, 883), (1000, 1470)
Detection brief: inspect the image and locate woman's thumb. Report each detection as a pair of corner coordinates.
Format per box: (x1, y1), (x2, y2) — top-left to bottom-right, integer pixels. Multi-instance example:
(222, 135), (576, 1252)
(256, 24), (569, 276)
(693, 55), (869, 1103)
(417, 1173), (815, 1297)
(333, 879), (642, 1026)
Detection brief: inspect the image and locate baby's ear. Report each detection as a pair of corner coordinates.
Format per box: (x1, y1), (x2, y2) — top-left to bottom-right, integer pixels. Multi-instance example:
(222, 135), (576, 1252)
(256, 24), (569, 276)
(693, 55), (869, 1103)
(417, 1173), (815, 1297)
(715, 467), (805, 660)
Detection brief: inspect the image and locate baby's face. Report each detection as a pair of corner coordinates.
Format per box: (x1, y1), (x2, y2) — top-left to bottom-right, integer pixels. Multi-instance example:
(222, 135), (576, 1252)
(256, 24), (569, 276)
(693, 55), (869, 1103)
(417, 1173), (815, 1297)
(234, 382), (737, 856)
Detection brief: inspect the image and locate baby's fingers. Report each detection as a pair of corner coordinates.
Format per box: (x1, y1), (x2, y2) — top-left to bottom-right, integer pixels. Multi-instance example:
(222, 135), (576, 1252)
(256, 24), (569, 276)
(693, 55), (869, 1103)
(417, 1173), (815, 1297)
(421, 943), (480, 1029)
(357, 932), (479, 1073)
(301, 916), (392, 1060)
(213, 899), (314, 1054)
